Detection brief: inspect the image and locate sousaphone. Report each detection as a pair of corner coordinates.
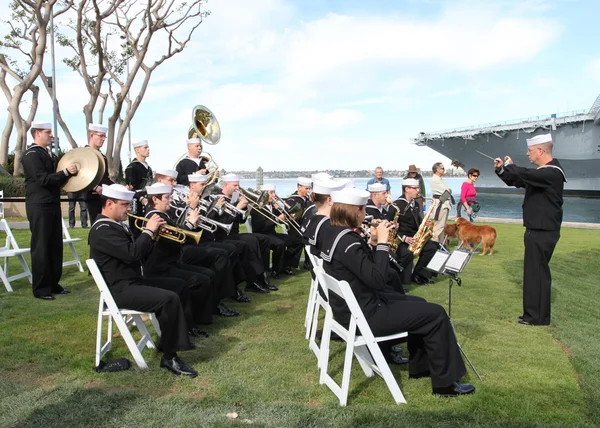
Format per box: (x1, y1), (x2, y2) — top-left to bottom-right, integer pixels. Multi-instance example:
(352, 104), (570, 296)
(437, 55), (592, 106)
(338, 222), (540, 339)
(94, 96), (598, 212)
(57, 147), (105, 192)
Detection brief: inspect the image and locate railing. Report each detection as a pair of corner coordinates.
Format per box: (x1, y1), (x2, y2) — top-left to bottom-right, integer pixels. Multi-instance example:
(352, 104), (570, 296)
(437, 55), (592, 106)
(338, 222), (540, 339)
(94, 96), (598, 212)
(589, 93), (600, 115)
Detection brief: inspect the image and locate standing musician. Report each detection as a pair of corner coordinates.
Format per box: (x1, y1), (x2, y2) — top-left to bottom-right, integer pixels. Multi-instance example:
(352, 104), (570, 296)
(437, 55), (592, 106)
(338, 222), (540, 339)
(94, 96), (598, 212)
(366, 182), (395, 221)
(22, 121), (78, 300)
(125, 140), (153, 235)
(393, 178), (438, 286)
(206, 173), (277, 293)
(430, 162), (453, 243)
(175, 138), (207, 186)
(320, 187), (475, 397)
(250, 184), (300, 278)
(85, 124), (114, 223)
(494, 133), (566, 326)
(285, 177), (314, 270)
(89, 184), (197, 377)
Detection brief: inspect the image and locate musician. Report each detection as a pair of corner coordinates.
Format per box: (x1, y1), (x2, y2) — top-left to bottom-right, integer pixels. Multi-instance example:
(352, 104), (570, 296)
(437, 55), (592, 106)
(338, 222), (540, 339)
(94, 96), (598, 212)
(303, 173), (332, 222)
(175, 138), (207, 186)
(404, 164), (426, 213)
(125, 140), (153, 235)
(393, 178), (438, 286)
(142, 183), (215, 327)
(366, 182), (394, 221)
(494, 133), (566, 326)
(85, 124), (114, 223)
(186, 174), (250, 305)
(430, 162), (453, 243)
(320, 187), (474, 397)
(285, 177), (314, 270)
(250, 184), (300, 277)
(22, 121), (77, 300)
(206, 174), (276, 293)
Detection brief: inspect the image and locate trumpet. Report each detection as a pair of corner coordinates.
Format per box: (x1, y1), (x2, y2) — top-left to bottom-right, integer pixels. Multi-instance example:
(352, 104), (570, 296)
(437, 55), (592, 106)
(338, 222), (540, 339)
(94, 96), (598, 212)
(210, 194), (246, 217)
(127, 214), (203, 245)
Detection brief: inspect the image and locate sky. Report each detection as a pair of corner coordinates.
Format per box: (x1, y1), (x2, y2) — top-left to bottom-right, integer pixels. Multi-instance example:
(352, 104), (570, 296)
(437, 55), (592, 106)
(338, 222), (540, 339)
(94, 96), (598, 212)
(1, 0), (599, 174)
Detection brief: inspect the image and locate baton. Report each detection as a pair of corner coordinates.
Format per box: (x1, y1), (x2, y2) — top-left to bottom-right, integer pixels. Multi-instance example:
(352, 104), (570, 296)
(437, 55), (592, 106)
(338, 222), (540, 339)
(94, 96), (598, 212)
(475, 150), (497, 161)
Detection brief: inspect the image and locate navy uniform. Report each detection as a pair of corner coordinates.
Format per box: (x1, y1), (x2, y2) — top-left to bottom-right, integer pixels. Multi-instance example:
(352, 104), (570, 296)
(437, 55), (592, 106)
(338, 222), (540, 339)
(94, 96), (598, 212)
(85, 147), (114, 223)
(125, 142), (153, 229)
(495, 134), (566, 326)
(22, 124), (72, 298)
(392, 196), (438, 285)
(248, 199), (286, 275)
(175, 157), (206, 186)
(365, 198), (395, 221)
(285, 179), (313, 269)
(321, 188), (469, 393)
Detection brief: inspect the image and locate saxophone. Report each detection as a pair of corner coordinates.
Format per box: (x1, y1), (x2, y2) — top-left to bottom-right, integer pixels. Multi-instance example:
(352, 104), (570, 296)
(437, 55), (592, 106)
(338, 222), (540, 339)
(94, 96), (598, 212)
(388, 203), (402, 253)
(408, 198), (439, 256)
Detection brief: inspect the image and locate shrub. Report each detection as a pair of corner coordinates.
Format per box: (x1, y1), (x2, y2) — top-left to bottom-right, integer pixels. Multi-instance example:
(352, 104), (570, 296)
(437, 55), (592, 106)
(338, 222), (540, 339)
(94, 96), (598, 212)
(0, 176), (26, 197)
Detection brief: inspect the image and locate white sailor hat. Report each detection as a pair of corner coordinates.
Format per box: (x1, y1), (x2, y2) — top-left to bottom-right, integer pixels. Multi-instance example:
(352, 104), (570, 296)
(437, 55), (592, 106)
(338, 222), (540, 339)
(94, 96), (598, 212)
(146, 183), (173, 195)
(330, 188), (370, 206)
(31, 121), (52, 130)
(102, 184), (135, 201)
(155, 168), (178, 178)
(402, 178), (420, 187)
(311, 172), (333, 181)
(188, 173), (209, 183)
(132, 140), (148, 148)
(187, 138), (202, 145)
(313, 178), (345, 195)
(297, 177), (312, 186)
(88, 123), (108, 134)
(261, 184), (276, 191)
(335, 178), (355, 189)
(367, 183), (387, 193)
(222, 173), (241, 182)
(526, 133), (553, 147)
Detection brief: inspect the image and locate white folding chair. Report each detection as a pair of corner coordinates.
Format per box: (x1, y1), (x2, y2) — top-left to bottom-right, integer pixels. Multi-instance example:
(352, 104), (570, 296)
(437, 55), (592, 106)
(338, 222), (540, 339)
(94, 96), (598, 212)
(313, 265), (408, 405)
(245, 216), (253, 233)
(61, 218), (84, 272)
(87, 259), (161, 369)
(304, 246), (328, 364)
(0, 190), (4, 218)
(0, 219), (32, 292)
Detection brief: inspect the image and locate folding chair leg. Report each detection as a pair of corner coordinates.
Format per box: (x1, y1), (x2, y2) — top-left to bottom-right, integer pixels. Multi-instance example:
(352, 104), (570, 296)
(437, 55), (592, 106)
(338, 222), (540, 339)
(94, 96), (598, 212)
(149, 314), (161, 337)
(308, 298), (324, 362)
(318, 310), (334, 384)
(130, 314), (156, 349)
(96, 299), (107, 367)
(0, 267), (13, 292)
(353, 345), (376, 377)
(366, 343), (407, 404)
(69, 243), (84, 272)
(305, 279), (318, 337)
(112, 313), (149, 369)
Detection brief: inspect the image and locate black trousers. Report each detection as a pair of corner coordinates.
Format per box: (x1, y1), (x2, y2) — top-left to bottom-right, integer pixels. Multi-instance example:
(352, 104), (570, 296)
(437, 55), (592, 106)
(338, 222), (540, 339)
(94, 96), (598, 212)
(368, 292), (466, 388)
(255, 233), (285, 274)
(87, 198), (102, 224)
(223, 234), (265, 281)
(68, 198), (88, 227)
(181, 244), (237, 302)
(523, 229), (560, 326)
(285, 230), (305, 268)
(26, 202), (64, 297)
(110, 281), (192, 355)
(396, 240), (438, 281)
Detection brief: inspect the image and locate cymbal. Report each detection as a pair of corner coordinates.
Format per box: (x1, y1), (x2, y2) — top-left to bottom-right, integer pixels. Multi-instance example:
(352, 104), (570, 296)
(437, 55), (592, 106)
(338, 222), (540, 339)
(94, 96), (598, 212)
(57, 147), (105, 192)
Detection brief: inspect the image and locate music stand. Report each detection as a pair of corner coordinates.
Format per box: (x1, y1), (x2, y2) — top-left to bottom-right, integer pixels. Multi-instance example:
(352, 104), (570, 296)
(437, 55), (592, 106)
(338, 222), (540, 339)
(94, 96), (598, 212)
(426, 249), (482, 380)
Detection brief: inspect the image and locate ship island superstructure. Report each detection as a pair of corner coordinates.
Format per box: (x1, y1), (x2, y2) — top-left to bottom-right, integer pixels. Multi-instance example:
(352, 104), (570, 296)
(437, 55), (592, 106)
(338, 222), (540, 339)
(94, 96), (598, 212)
(414, 93), (600, 196)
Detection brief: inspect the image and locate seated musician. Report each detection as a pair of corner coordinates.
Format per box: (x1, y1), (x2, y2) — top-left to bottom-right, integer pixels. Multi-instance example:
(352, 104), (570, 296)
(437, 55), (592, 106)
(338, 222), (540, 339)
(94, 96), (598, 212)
(143, 183), (216, 328)
(320, 187), (475, 397)
(366, 182), (395, 221)
(286, 177), (314, 270)
(206, 173), (277, 293)
(88, 184), (197, 377)
(175, 138), (207, 186)
(125, 140), (153, 237)
(303, 172), (333, 222)
(393, 178), (439, 286)
(251, 184), (302, 278)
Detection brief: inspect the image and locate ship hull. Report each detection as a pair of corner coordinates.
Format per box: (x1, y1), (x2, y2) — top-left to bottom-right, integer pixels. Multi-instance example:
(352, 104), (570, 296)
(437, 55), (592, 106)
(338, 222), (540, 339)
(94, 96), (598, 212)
(420, 119), (600, 197)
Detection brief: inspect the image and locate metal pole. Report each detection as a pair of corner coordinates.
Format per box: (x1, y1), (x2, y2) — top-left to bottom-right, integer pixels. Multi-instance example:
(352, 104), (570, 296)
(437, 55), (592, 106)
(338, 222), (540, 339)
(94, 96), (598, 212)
(127, 59), (132, 163)
(49, 5), (60, 156)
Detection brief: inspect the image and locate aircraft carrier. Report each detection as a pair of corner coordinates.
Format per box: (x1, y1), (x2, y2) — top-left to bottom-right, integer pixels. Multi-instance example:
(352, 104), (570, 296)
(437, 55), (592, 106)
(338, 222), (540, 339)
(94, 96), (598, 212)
(414, 94), (600, 196)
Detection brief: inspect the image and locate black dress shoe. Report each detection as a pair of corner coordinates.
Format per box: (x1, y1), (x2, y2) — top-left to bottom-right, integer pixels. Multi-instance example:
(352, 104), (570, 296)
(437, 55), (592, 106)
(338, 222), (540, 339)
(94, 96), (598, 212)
(235, 293), (251, 303)
(409, 371), (431, 379)
(217, 303), (239, 317)
(246, 282), (270, 293)
(35, 295), (55, 301)
(160, 356), (198, 377)
(188, 327), (209, 338)
(266, 283), (279, 291)
(283, 268), (296, 276)
(518, 314), (524, 320)
(518, 319), (531, 325)
(432, 382), (476, 397)
(270, 270), (281, 279)
(263, 276), (277, 289)
(386, 353), (409, 365)
(412, 275), (430, 286)
(55, 289), (71, 295)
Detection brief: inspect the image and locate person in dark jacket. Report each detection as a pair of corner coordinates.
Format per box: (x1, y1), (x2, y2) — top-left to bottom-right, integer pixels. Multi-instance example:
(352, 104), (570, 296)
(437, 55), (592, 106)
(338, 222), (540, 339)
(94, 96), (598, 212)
(84, 124), (114, 223)
(495, 133), (566, 326)
(67, 191), (88, 228)
(320, 187), (474, 397)
(175, 138), (207, 186)
(22, 121), (78, 300)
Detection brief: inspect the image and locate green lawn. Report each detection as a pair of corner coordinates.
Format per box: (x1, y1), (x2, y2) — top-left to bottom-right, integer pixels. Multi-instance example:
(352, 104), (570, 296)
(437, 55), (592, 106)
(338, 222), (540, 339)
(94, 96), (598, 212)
(0, 223), (599, 427)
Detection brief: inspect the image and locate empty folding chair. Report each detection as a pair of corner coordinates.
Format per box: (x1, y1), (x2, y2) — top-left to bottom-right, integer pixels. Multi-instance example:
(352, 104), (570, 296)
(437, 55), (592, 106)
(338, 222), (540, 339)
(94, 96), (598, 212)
(313, 265), (408, 405)
(62, 218), (84, 272)
(0, 219), (32, 292)
(87, 259), (161, 369)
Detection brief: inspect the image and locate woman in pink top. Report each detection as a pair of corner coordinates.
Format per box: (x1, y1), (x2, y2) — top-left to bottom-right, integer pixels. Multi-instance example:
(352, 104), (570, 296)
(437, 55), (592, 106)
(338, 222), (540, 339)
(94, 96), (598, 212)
(457, 168), (480, 222)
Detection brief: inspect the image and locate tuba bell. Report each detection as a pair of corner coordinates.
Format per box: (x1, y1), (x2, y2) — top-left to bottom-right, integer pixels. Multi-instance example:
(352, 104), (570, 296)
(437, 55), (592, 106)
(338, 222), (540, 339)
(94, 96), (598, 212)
(187, 105), (221, 144)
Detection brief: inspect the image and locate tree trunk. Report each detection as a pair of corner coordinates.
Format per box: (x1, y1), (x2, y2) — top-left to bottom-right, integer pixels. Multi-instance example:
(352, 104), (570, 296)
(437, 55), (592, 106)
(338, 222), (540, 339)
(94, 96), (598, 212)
(0, 115), (13, 165)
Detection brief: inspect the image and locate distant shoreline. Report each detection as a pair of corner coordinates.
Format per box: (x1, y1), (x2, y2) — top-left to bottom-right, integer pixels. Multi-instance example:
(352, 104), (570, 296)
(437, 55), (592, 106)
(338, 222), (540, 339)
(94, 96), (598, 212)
(228, 170), (467, 179)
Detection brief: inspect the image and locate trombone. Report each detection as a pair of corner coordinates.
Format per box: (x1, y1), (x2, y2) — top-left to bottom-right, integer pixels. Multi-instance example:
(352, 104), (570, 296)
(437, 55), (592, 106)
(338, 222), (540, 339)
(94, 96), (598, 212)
(272, 194), (303, 234)
(128, 214), (203, 245)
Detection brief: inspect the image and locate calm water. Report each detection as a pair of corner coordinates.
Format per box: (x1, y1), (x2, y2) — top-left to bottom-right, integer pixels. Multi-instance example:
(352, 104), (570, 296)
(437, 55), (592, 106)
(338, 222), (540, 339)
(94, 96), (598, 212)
(240, 177), (600, 223)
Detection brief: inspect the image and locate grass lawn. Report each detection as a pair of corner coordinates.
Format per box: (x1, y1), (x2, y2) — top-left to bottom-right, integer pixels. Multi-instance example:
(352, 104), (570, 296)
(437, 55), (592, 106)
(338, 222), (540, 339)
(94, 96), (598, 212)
(0, 223), (599, 427)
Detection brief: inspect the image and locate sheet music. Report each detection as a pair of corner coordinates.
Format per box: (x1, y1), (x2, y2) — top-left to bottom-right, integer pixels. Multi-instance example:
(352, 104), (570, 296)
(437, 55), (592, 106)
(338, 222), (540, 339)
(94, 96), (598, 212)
(444, 250), (471, 273)
(427, 251), (450, 273)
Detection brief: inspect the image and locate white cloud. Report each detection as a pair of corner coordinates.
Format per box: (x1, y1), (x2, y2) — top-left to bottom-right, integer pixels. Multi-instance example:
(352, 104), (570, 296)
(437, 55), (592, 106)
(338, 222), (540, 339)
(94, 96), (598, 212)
(587, 58), (600, 80)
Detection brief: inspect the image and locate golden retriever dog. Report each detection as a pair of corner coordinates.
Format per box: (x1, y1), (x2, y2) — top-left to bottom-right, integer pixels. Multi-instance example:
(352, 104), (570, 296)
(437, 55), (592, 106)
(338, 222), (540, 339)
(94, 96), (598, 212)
(455, 217), (497, 255)
(444, 223), (458, 245)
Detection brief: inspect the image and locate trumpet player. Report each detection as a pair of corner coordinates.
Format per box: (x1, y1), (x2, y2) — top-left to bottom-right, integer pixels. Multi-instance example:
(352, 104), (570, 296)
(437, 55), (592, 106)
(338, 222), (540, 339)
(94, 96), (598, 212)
(366, 182), (395, 221)
(88, 184), (197, 377)
(175, 138), (208, 186)
(393, 178), (438, 286)
(284, 177), (314, 270)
